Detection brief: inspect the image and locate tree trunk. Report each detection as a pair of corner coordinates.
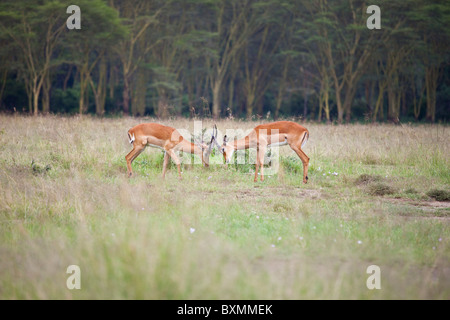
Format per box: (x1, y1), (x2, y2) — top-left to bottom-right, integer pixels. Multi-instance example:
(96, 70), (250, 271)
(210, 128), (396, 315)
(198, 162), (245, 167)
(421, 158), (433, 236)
(89, 59), (107, 117)
(246, 91), (255, 119)
(0, 69), (6, 110)
(387, 72), (401, 123)
(228, 77), (235, 115)
(425, 66), (438, 123)
(63, 65), (73, 91)
(373, 81), (386, 122)
(79, 69), (89, 115)
(334, 80), (344, 123)
(157, 94), (169, 118)
(343, 85), (358, 123)
(122, 76), (130, 116)
(132, 67), (147, 116)
(212, 79), (221, 118)
(42, 72), (51, 114)
(411, 74), (425, 121)
(32, 81), (39, 116)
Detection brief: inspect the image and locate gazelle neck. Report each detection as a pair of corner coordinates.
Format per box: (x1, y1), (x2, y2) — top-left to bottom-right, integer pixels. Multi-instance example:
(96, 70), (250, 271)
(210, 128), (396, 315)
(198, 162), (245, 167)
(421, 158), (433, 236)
(180, 139), (207, 165)
(232, 137), (250, 151)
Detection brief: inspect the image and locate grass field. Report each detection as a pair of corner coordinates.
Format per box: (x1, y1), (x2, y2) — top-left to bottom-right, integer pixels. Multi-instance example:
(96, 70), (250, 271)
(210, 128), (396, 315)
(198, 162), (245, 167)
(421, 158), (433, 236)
(0, 115), (449, 299)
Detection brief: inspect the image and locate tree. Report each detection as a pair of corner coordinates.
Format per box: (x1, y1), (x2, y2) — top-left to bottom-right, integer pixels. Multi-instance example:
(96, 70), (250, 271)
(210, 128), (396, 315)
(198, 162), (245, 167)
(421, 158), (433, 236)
(0, 0), (67, 115)
(241, 1), (286, 117)
(111, 0), (166, 115)
(409, 0), (450, 122)
(64, 0), (126, 115)
(206, 0), (261, 118)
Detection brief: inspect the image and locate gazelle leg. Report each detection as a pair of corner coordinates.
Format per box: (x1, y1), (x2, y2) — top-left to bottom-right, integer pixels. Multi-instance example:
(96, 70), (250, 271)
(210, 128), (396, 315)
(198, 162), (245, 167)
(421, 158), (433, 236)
(290, 145), (309, 184)
(166, 149), (182, 180)
(254, 147), (260, 182)
(258, 145), (266, 182)
(125, 144), (145, 177)
(162, 151), (170, 179)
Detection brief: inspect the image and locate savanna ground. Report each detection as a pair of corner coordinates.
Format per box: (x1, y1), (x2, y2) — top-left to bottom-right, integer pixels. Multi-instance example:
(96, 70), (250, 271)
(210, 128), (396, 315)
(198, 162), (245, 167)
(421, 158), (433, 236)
(0, 115), (449, 299)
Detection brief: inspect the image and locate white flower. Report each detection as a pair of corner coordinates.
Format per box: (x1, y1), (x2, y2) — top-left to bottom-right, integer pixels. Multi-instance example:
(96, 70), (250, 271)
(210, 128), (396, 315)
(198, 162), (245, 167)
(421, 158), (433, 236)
(277, 236), (282, 241)
(357, 240), (362, 244)
(190, 228), (195, 234)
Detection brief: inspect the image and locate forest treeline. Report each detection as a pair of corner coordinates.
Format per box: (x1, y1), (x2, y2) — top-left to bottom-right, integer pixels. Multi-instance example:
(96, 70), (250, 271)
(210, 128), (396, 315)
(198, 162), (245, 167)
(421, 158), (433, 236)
(0, 0), (449, 122)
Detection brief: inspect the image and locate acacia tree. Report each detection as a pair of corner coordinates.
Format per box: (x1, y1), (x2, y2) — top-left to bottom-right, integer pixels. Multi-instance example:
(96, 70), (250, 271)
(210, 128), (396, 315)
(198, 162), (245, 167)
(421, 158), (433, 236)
(206, 0), (261, 118)
(323, 0), (383, 123)
(147, 0), (198, 117)
(0, 0), (67, 115)
(296, 1), (333, 122)
(0, 38), (13, 110)
(241, 1), (287, 117)
(409, 0), (450, 122)
(65, 0), (126, 115)
(111, 0), (166, 115)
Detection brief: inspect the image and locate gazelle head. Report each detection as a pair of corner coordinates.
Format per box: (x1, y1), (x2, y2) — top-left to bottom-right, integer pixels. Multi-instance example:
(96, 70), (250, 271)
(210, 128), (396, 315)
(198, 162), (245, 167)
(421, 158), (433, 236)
(196, 125), (219, 167)
(220, 135), (234, 164)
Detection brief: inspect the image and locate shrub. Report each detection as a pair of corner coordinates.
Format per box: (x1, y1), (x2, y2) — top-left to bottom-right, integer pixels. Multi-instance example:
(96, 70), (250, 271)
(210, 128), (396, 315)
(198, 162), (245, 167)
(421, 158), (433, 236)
(354, 174), (382, 185)
(426, 189), (450, 201)
(367, 183), (395, 196)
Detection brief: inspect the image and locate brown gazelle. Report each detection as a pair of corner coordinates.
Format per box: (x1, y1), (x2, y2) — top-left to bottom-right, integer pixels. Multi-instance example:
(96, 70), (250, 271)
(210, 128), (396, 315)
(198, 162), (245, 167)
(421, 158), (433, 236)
(220, 121), (310, 183)
(125, 123), (217, 179)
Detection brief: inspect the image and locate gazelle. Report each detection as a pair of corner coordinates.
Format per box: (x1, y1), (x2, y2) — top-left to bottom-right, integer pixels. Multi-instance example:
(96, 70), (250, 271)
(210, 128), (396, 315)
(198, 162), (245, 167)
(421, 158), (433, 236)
(219, 121), (310, 183)
(125, 123), (217, 179)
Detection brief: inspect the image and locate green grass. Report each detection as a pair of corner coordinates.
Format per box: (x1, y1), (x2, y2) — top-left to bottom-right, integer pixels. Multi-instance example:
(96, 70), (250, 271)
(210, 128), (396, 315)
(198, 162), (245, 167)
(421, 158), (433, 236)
(0, 115), (449, 299)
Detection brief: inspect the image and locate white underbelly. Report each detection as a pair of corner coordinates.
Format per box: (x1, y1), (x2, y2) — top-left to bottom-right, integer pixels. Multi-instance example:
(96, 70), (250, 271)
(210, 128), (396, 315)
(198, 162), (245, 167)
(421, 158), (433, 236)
(147, 143), (164, 150)
(267, 139), (288, 148)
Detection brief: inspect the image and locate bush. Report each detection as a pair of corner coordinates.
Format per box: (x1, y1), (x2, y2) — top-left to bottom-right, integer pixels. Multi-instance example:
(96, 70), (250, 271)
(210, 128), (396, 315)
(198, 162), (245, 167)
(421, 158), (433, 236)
(367, 183), (395, 196)
(354, 174), (382, 185)
(426, 189), (450, 201)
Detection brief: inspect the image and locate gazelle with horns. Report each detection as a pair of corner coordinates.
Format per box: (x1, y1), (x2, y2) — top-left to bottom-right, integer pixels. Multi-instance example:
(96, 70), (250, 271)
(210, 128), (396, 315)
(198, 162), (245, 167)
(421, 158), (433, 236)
(125, 123), (218, 179)
(219, 121), (310, 183)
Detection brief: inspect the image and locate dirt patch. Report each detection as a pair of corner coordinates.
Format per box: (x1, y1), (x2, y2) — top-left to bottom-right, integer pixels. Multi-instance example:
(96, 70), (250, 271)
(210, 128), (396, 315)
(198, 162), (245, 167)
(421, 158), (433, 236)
(231, 187), (322, 201)
(385, 197), (450, 219)
(4, 165), (33, 179)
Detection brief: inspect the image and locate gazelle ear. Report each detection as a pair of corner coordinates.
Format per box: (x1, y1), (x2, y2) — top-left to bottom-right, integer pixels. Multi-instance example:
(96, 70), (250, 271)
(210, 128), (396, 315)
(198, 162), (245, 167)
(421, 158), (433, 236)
(223, 135), (228, 144)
